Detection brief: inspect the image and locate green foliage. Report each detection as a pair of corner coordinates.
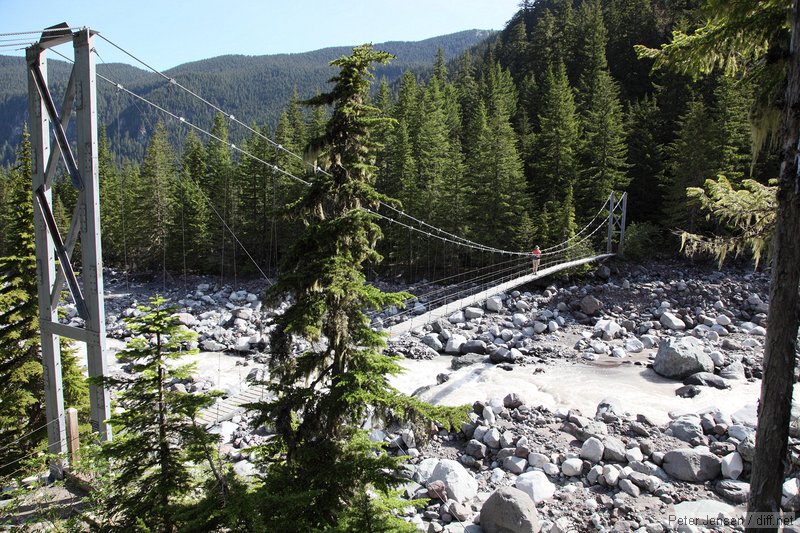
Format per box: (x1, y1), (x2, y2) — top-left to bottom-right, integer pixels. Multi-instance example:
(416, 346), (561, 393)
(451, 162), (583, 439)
(0, 128), (45, 476)
(253, 44), (467, 531)
(622, 221), (662, 261)
(681, 175), (776, 268)
(636, 0), (791, 154)
(92, 296), (221, 532)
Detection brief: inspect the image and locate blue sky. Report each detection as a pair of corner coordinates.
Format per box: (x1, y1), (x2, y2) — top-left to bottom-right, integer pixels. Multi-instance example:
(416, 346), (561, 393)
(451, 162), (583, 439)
(0, 0), (521, 71)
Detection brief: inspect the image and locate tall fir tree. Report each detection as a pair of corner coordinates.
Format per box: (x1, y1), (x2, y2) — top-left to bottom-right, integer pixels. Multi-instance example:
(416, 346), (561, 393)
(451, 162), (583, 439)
(531, 61), (580, 233)
(664, 98), (718, 231)
(577, 69), (629, 218)
(0, 127), (43, 474)
(127, 122), (176, 273)
(253, 45), (457, 531)
(0, 128), (87, 476)
(203, 113), (235, 279)
(625, 95), (666, 224)
(467, 63), (531, 250)
(171, 131), (211, 273)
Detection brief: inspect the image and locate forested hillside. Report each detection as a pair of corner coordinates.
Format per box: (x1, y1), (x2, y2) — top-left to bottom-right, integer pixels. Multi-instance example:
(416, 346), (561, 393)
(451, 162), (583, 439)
(0, 0), (776, 282)
(0, 29), (491, 164)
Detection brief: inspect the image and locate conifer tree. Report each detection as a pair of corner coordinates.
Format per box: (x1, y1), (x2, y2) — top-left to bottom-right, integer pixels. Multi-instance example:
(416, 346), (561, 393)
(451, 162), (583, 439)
(711, 76), (753, 184)
(531, 62), (580, 217)
(94, 296), (220, 532)
(467, 63), (531, 250)
(98, 126), (126, 265)
(126, 123), (176, 273)
(253, 44), (457, 531)
(0, 129), (88, 476)
(664, 98), (717, 231)
(625, 96), (666, 223)
(171, 131), (211, 273)
(577, 69), (629, 217)
(0, 128), (44, 474)
(204, 113), (235, 278)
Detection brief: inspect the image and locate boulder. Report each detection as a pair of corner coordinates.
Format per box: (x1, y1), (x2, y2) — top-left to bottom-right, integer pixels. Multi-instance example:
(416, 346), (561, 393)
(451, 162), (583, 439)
(464, 307), (484, 320)
(421, 333), (444, 352)
(445, 334), (467, 354)
(624, 338), (645, 353)
(427, 459), (478, 503)
(201, 339), (226, 352)
(486, 296), (504, 312)
(721, 452), (743, 480)
(580, 437), (605, 463)
(662, 448), (721, 482)
(668, 416), (704, 443)
(448, 311), (466, 324)
(480, 487), (539, 533)
(602, 436), (627, 463)
(462, 339), (487, 354)
(595, 397), (624, 419)
(714, 479), (750, 504)
(580, 295), (603, 315)
(660, 311), (686, 331)
(503, 456), (528, 475)
(562, 457), (584, 477)
(174, 312), (196, 326)
(515, 471), (556, 503)
(684, 372), (730, 390)
(653, 337), (714, 379)
(451, 353), (488, 369)
(594, 319), (622, 340)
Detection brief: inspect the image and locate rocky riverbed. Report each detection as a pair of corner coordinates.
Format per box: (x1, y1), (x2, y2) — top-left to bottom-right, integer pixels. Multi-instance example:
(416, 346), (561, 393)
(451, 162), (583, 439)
(61, 260), (800, 531)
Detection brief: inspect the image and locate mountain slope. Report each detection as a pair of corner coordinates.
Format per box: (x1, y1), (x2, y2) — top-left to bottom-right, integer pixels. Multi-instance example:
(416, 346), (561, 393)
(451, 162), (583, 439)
(0, 30), (493, 163)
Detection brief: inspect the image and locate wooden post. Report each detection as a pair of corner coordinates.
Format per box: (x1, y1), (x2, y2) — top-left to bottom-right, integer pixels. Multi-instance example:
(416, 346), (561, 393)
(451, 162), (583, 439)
(66, 407), (79, 466)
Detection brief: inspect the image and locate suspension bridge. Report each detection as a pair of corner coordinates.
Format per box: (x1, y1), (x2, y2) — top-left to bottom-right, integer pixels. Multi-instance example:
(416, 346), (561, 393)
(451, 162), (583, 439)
(15, 25), (626, 443)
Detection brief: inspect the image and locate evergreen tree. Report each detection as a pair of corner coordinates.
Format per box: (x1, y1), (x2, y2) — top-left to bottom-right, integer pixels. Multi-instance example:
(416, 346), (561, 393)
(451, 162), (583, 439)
(0, 129), (88, 476)
(664, 98), (718, 231)
(531, 62), (580, 218)
(204, 113), (236, 279)
(171, 131), (211, 273)
(577, 69), (629, 217)
(467, 63), (531, 249)
(711, 76), (753, 184)
(0, 128), (44, 475)
(93, 296), (220, 532)
(625, 96), (666, 223)
(253, 45), (459, 531)
(573, 0), (609, 105)
(126, 122), (176, 273)
(98, 126), (127, 265)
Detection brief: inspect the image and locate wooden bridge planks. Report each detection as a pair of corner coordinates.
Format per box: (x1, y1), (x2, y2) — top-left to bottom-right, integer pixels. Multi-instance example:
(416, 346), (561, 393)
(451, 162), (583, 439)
(197, 384), (269, 427)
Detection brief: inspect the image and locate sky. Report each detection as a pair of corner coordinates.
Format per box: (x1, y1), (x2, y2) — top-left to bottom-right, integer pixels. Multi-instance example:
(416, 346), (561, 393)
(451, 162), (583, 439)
(0, 0), (521, 71)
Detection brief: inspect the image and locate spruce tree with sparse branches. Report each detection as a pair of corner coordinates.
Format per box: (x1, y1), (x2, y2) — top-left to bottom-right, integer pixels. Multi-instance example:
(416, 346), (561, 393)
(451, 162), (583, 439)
(252, 44), (465, 532)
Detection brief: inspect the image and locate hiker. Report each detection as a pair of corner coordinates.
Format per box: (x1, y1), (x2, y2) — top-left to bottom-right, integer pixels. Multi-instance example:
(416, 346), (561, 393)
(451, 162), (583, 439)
(531, 245), (541, 274)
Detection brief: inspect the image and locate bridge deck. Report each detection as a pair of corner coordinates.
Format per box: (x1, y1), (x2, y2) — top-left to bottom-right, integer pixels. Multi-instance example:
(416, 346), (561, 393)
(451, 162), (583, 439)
(386, 254), (614, 338)
(197, 384), (269, 427)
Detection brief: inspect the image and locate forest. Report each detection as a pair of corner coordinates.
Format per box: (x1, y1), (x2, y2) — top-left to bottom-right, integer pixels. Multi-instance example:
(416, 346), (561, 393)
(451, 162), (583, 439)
(1, 0), (795, 530)
(0, 1), (775, 283)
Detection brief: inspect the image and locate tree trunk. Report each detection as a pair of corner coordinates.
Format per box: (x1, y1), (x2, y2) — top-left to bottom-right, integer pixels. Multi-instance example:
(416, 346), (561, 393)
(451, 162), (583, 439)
(746, 1), (800, 529)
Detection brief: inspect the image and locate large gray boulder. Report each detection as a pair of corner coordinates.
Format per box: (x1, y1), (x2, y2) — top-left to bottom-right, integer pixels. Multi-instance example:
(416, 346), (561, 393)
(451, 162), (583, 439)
(653, 337), (714, 379)
(480, 486), (540, 533)
(662, 448), (721, 482)
(660, 311), (686, 331)
(445, 334), (467, 354)
(668, 415), (704, 443)
(427, 459), (478, 503)
(515, 470), (556, 503)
